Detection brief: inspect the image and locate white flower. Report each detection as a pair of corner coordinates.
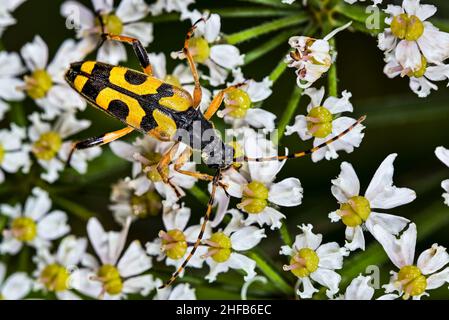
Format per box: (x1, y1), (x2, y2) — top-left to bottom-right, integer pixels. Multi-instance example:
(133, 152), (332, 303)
(383, 51), (449, 98)
(77, 217), (160, 300)
(216, 68), (276, 131)
(173, 11), (244, 86)
(61, 0), (152, 65)
(378, 0), (449, 72)
(335, 275), (375, 300)
(110, 135), (196, 203)
(28, 112), (101, 183)
(329, 153), (415, 251)
(33, 235), (87, 300)
(19, 35), (87, 119)
(285, 87), (365, 162)
(204, 210), (266, 283)
(373, 223), (449, 300)
(216, 129), (303, 230)
(146, 201), (210, 274)
(0, 51), (26, 120)
(0, 0), (27, 36)
(109, 178), (162, 225)
(280, 224), (349, 299)
(435, 146), (449, 206)
(154, 283), (196, 300)
(0, 187), (70, 255)
(149, 0), (194, 17)
(286, 22), (351, 88)
(0, 262), (32, 300)
(148, 51), (211, 111)
(0, 124), (31, 183)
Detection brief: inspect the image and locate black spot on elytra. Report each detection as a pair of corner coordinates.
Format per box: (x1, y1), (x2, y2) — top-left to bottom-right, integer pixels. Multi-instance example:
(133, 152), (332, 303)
(108, 100), (129, 121)
(125, 69), (147, 85)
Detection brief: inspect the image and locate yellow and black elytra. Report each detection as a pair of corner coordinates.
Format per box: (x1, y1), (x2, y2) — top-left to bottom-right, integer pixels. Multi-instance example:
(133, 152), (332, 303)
(65, 18), (366, 289)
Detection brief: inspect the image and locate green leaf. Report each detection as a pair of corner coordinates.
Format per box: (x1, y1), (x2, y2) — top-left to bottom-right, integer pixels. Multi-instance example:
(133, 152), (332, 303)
(52, 195), (96, 221)
(244, 29), (294, 65)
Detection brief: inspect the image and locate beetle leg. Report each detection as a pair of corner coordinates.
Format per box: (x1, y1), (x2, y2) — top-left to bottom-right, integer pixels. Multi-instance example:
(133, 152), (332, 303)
(155, 142), (183, 198)
(173, 147), (214, 181)
(183, 19), (205, 108)
(66, 127), (134, 167)
(203, 82), (247, 120)
(101, 33), (153, 76)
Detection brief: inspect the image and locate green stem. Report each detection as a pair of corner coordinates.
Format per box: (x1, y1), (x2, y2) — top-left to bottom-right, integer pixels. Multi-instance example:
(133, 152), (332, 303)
(244, 29), (294, 65)
(328, 38), (338, 97)
(51, 195), (96, 221)
(334, 3), (387, 35)
(279, 223), (293, 247)
(214, 8), (295, 18)
(247, 251), (293, 295)
(9, 101), (27, 127)
(187, 185), (210, 205)
(275, 85), (303, 142)
(226, 13), (308, 45)
(269, 55), (288, 83)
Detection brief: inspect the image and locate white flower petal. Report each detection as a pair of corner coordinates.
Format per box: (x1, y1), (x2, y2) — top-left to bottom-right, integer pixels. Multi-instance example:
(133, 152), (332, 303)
(20, 35), (48, 71)
(331, 161), (360, 203)
(230, 226), (266, 251)
(310, 268), (341, 298)
(417, 244), (449, 275)
(292, 224), (322, 251)
(210, 44), (244, 69)
(365, 153), (416, 209)
(343, 275), (374, 300)
(435, 146), (449, 168)
(316, 242), (348, 270)
(365, 212), (409, 237)
(344, 226), (365, 251)
(1, 272), (32, 300)
(268, 178), (303, 207)
(37, 210), (70, 240)
(122, 274), (160, 296)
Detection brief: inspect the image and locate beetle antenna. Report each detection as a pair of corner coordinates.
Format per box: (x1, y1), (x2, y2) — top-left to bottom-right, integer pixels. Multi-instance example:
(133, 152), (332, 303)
(159, 170), (221, 289)
(234, 115), (366, 162)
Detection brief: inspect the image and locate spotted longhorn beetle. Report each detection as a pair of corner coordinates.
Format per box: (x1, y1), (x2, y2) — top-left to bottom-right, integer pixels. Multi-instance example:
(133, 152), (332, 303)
(65, 18), (366, 288)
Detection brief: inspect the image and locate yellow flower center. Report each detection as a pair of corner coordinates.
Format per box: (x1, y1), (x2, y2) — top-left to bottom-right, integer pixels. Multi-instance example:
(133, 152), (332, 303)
(189, 37), (210, 63)
(238, 181), (269, 214)
(24, 69), (53, 99)
(11, 217), (37, 242)
(224, 88), (252, 119)
(207, 232), (232, 263)
(40, 263), (70, 292)
(338, 196), (371, 227)
(130, 191), (162, 218)
(391, 14), (424, 41)
(32, 131), (62, 161)
(397, 265), (427, 299)
(306, 106), (333, 138)
(285, 248), (320, 278)
(141, 151), (168, 182)
(407, 55), (427, 78)
(0, 143), (4, 164)
(160, 229), (188, 260)
(164, 75), (182, 88)
(97, 14), (123, 35)
(228, 141), (244, 169)
(97, 264), (123, 296)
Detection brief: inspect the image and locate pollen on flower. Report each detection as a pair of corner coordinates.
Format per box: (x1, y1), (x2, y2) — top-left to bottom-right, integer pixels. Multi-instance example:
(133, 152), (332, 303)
(11, 217), (37, 242)
(407, 56), (428, 78)
(130, 192), (162, 218)
(136, 151), (168, 182)
(306, 106), (333, 138)
(238, 181), (269, 214)
(0, 143), (4, 163)
(32, 131), (62, 161)
(97, 14), (123, 35)
(97, 264), (123, 296)
(160, 229), (188, 260)
(338, 196), (371, 227)
(391, 14), (424, 42)
(396, 265), (427, 299)
(24, 69), (53, 99)
(189, 37), (210, 63)
(221, 88), (252, 119)
(40, 263), (70, 292)
(204, 232), (232, 263)
(283, 248), (319, 278)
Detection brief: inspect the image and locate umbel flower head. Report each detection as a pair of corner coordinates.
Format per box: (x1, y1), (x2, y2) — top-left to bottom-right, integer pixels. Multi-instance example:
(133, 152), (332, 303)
(280, 224), (349, 299)
(329, 154), (415, 251)
(286, 22), (351, 89)
(374, 223), (449, 300)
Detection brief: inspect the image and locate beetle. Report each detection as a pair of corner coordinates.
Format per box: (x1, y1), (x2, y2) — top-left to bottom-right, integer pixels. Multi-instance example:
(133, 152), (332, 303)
(65, 18), (366, 288)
